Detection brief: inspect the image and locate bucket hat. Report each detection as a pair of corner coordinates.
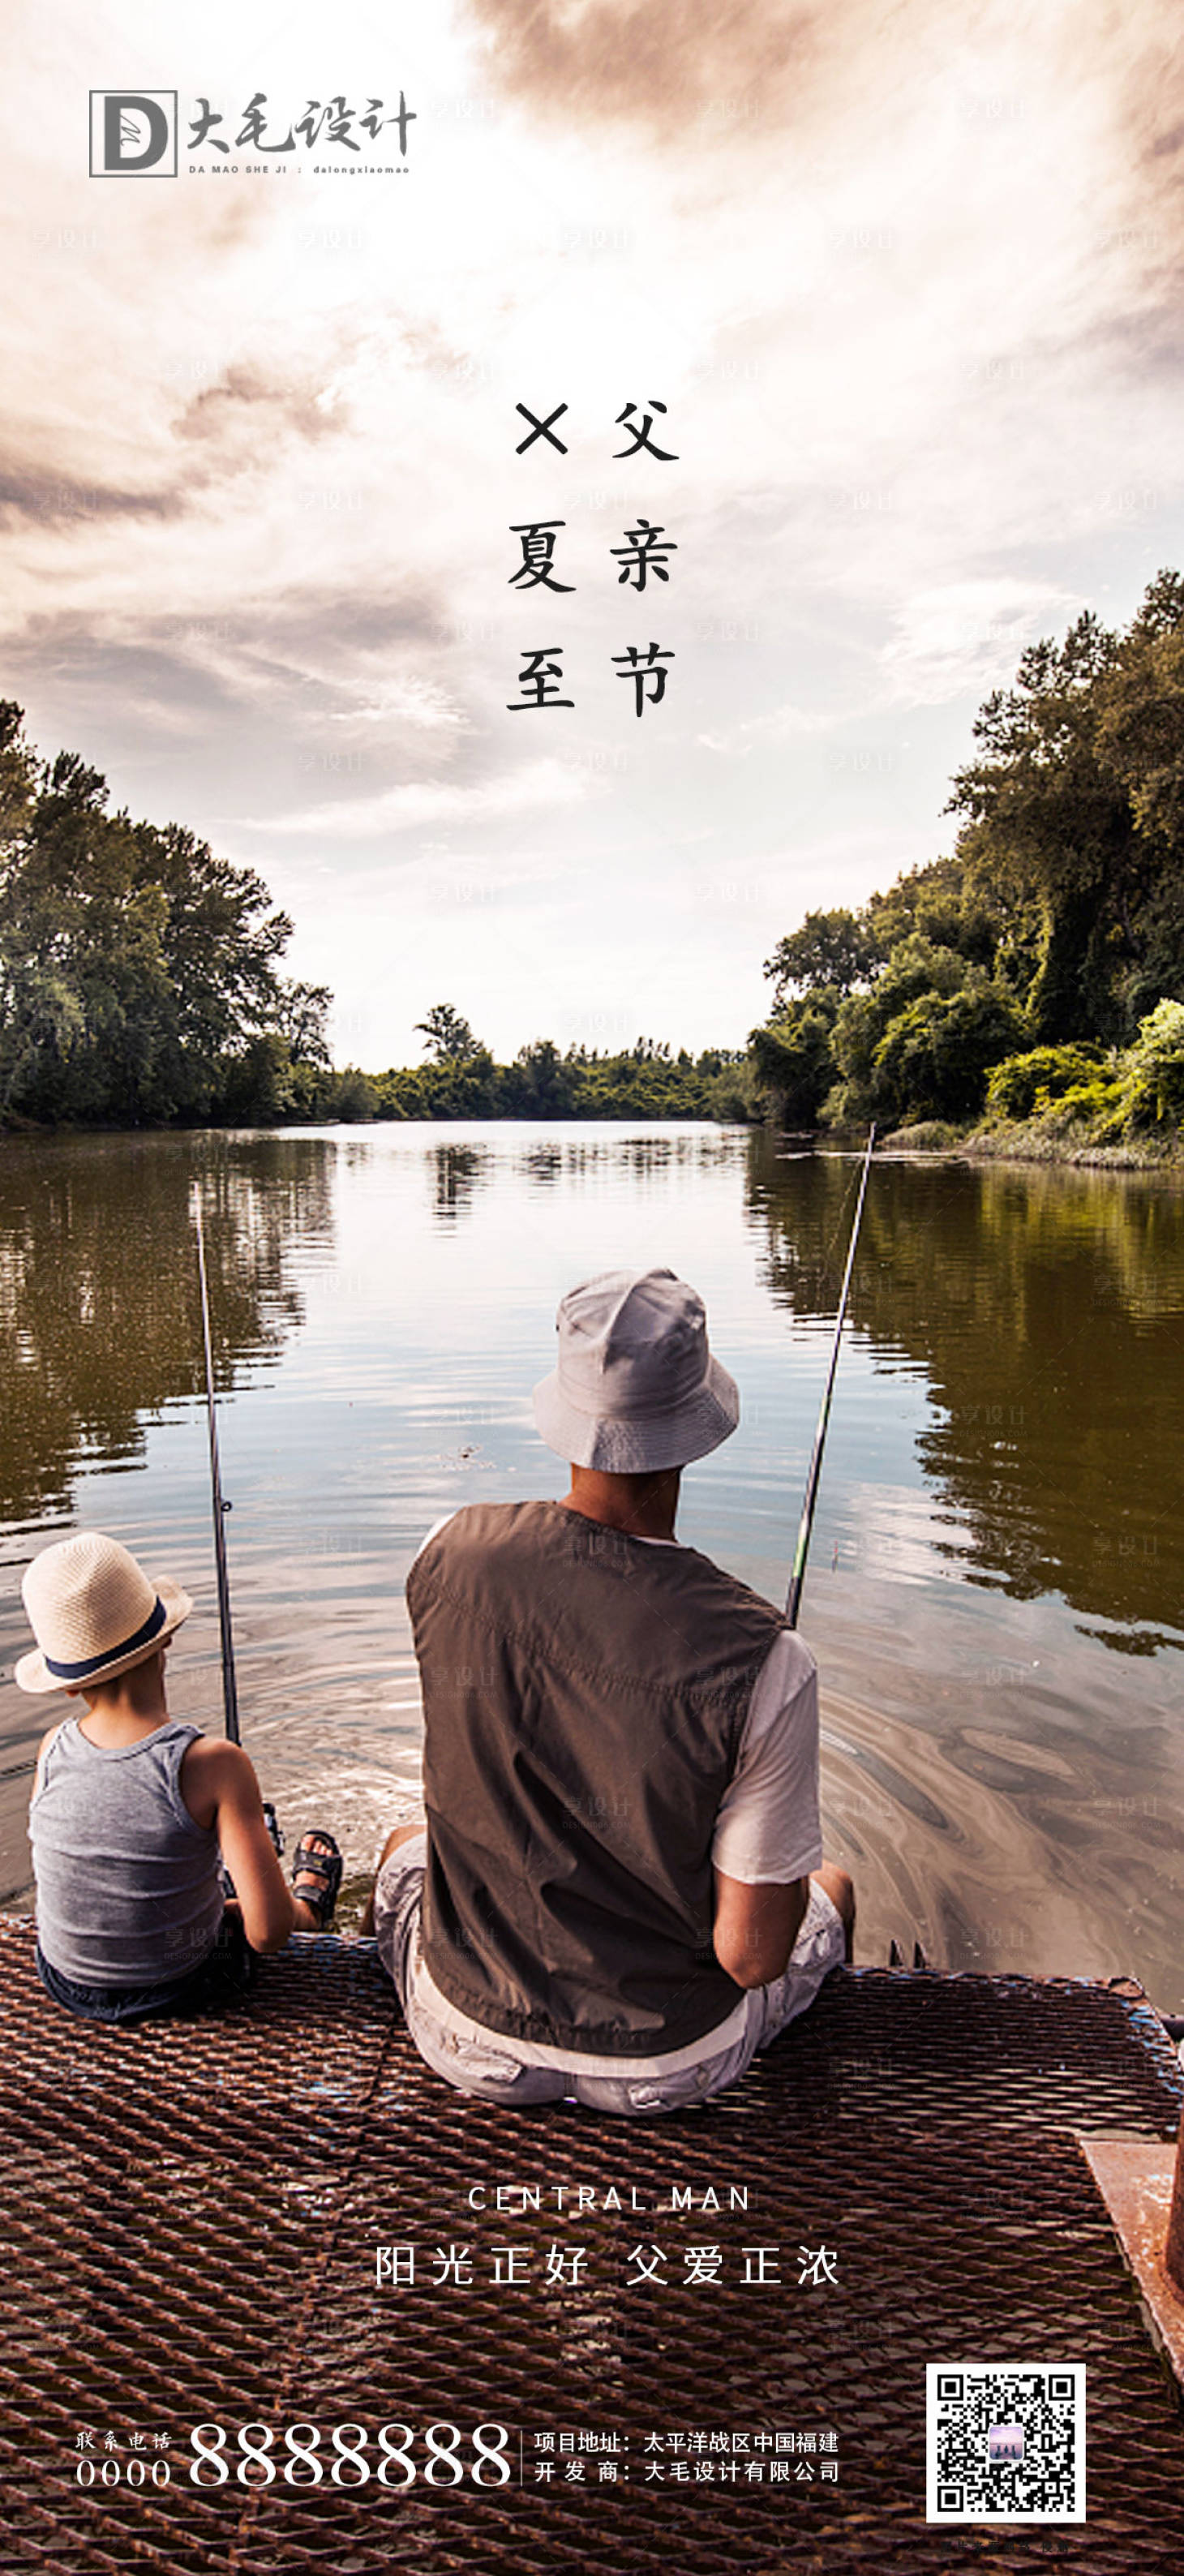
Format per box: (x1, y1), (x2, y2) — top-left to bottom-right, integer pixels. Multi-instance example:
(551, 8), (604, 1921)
(532, 1267), (740, 1473)
(16, 1531), (191, 1695)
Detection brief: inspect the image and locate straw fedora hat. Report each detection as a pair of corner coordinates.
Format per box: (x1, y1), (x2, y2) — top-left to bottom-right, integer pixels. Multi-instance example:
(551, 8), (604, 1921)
(16, 1531), (192, 1695)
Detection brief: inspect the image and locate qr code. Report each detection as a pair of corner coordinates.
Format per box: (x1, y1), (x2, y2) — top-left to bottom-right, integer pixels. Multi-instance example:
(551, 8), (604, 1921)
(926, 2363), (1085, 2521)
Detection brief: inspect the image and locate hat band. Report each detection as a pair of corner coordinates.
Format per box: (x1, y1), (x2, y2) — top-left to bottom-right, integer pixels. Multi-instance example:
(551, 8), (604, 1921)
(44, 1595), (167, 1681)
(558, 1363), (711, 1421)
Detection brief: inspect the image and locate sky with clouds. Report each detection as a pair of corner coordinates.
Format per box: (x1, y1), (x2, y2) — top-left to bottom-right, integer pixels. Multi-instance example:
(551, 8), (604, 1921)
(3, 0), (1183, 1064)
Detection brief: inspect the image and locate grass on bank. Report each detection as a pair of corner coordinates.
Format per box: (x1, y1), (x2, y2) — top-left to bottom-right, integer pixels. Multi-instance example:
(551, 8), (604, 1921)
(874, 1001), (1184, 1167)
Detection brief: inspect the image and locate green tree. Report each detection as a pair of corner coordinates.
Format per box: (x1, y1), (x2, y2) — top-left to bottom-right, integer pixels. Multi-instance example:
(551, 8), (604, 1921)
(749, 997), (839, 1125)
(0, 702), (317, 1126)
(947, 583), (1184, 1041)
(2, 743), (178, 1121)
(864, 855), (1000, 973)
(828, 934), (972, 1120)
(1118, 998), (1184, 1131)
(1091, 572), (1184, 1025)
(1095, 571), (1184, 852)
(985, 1043), (1106, 1122)
(763, 907), (879, 1002)
(751, 575), (1184, 1133)
(419, 1050), (499, 1116)
(327, 1065), (379, 1121)
(415, 1002), (484, 1063)
(869, 983), (1026, 1125)
(501, 1039), (577, 1115)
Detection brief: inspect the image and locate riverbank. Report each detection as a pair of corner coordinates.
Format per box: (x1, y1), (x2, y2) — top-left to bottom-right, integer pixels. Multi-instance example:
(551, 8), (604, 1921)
(878, 1117), (1184, 1170)
(4, 1110), (1182, 1171)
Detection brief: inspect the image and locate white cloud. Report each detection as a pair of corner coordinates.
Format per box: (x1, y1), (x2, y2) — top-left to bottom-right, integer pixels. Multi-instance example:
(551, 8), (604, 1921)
(2, 0), (1181, 1054)
(334, 680), (470, 730)
(243, 759), (591, 839)
(881, 580), (1083, 706)
(698, 703), (843, 756)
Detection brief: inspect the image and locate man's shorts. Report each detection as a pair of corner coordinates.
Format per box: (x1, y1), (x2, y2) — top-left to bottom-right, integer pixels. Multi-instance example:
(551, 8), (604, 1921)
(373, 1829), (845, 2116)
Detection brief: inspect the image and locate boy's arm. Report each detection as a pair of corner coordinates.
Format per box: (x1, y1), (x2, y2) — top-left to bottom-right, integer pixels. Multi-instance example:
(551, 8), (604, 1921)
(182, 1739), (298, 1954)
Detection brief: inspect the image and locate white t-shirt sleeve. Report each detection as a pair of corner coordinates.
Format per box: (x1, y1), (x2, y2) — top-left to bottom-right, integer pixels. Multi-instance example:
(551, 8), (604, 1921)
(710, 1629), (822, 1885)
(414, 1513), (457, 1562)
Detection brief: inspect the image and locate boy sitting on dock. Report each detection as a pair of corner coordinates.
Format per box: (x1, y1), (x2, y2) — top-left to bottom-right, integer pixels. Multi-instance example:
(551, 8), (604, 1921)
(19, 1531), (341, 2024)
(367, 1268), (855, 2114)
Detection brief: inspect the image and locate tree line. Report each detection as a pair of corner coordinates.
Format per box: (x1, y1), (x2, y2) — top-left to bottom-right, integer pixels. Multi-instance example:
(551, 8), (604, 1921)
(4, 569), (1183, 1140)
(0, 700), (744, 1128)
(371, 1007), (752, 1122)
(753, 572), (1184, 1144)
(0, 700), (343, 1127)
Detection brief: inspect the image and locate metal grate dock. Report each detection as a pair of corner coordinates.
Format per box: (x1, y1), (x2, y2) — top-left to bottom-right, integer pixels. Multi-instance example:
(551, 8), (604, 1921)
(1, 1912), (1182, 2574)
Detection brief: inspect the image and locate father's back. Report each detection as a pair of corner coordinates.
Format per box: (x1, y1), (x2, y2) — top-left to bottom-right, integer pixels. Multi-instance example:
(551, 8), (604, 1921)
(408, 1492), (786, 2055)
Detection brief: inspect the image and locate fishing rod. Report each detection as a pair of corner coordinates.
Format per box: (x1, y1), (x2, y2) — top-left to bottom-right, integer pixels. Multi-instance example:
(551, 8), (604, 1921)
(191, 1183), (240, 1745)
(191, 1190), (285, 1857)
(785, 1124), (876, 1630)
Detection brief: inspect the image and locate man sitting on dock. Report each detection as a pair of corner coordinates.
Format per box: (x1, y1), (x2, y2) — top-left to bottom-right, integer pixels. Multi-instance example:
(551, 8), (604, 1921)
(367, 1269), (854, 2114)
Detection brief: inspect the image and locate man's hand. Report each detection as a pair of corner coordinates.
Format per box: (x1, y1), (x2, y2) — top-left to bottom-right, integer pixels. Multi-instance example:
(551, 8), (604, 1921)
(712, 1869), (809, 1989)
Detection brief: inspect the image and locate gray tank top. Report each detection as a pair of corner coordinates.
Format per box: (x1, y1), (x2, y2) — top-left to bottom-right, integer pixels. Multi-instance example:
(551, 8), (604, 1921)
(30, 1716), (224, 1987)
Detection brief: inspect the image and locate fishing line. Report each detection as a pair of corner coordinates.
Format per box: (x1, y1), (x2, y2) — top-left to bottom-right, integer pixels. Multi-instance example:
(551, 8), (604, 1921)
(191, 1183), (240, 1745)
(785, 1126), (876, 1630)
(191, 1184), (286, 1864)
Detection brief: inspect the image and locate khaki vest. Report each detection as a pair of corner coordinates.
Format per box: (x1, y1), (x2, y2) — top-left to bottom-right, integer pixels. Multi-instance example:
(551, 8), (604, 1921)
(406, 1499), (786, 2055)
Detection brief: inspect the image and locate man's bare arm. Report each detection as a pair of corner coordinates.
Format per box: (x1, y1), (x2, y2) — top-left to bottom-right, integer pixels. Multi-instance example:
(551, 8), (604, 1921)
(712, 1868), (809, 1989)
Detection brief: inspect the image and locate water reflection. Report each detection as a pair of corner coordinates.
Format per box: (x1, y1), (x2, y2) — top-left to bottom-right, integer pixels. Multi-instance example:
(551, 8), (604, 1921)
(746, 1136), (1184, 1649)
(1, 1123), (1182, 1996)
(0, 1134), (333, 1528)
(429, 1144), (489, 1226)
(423, 1128), (741, 1224)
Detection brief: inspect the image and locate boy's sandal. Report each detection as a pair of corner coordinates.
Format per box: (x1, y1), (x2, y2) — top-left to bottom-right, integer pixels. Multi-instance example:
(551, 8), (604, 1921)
(290, 1831), (342, 1930)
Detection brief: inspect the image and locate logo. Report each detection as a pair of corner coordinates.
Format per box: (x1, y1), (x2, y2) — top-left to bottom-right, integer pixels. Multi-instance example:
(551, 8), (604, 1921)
(987, 2423), (1024, 2464)
(89, 92), (178, 178)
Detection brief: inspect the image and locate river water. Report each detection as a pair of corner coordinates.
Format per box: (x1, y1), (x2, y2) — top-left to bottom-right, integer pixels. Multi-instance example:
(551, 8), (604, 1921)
(1, 1123), (1182, 2007)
